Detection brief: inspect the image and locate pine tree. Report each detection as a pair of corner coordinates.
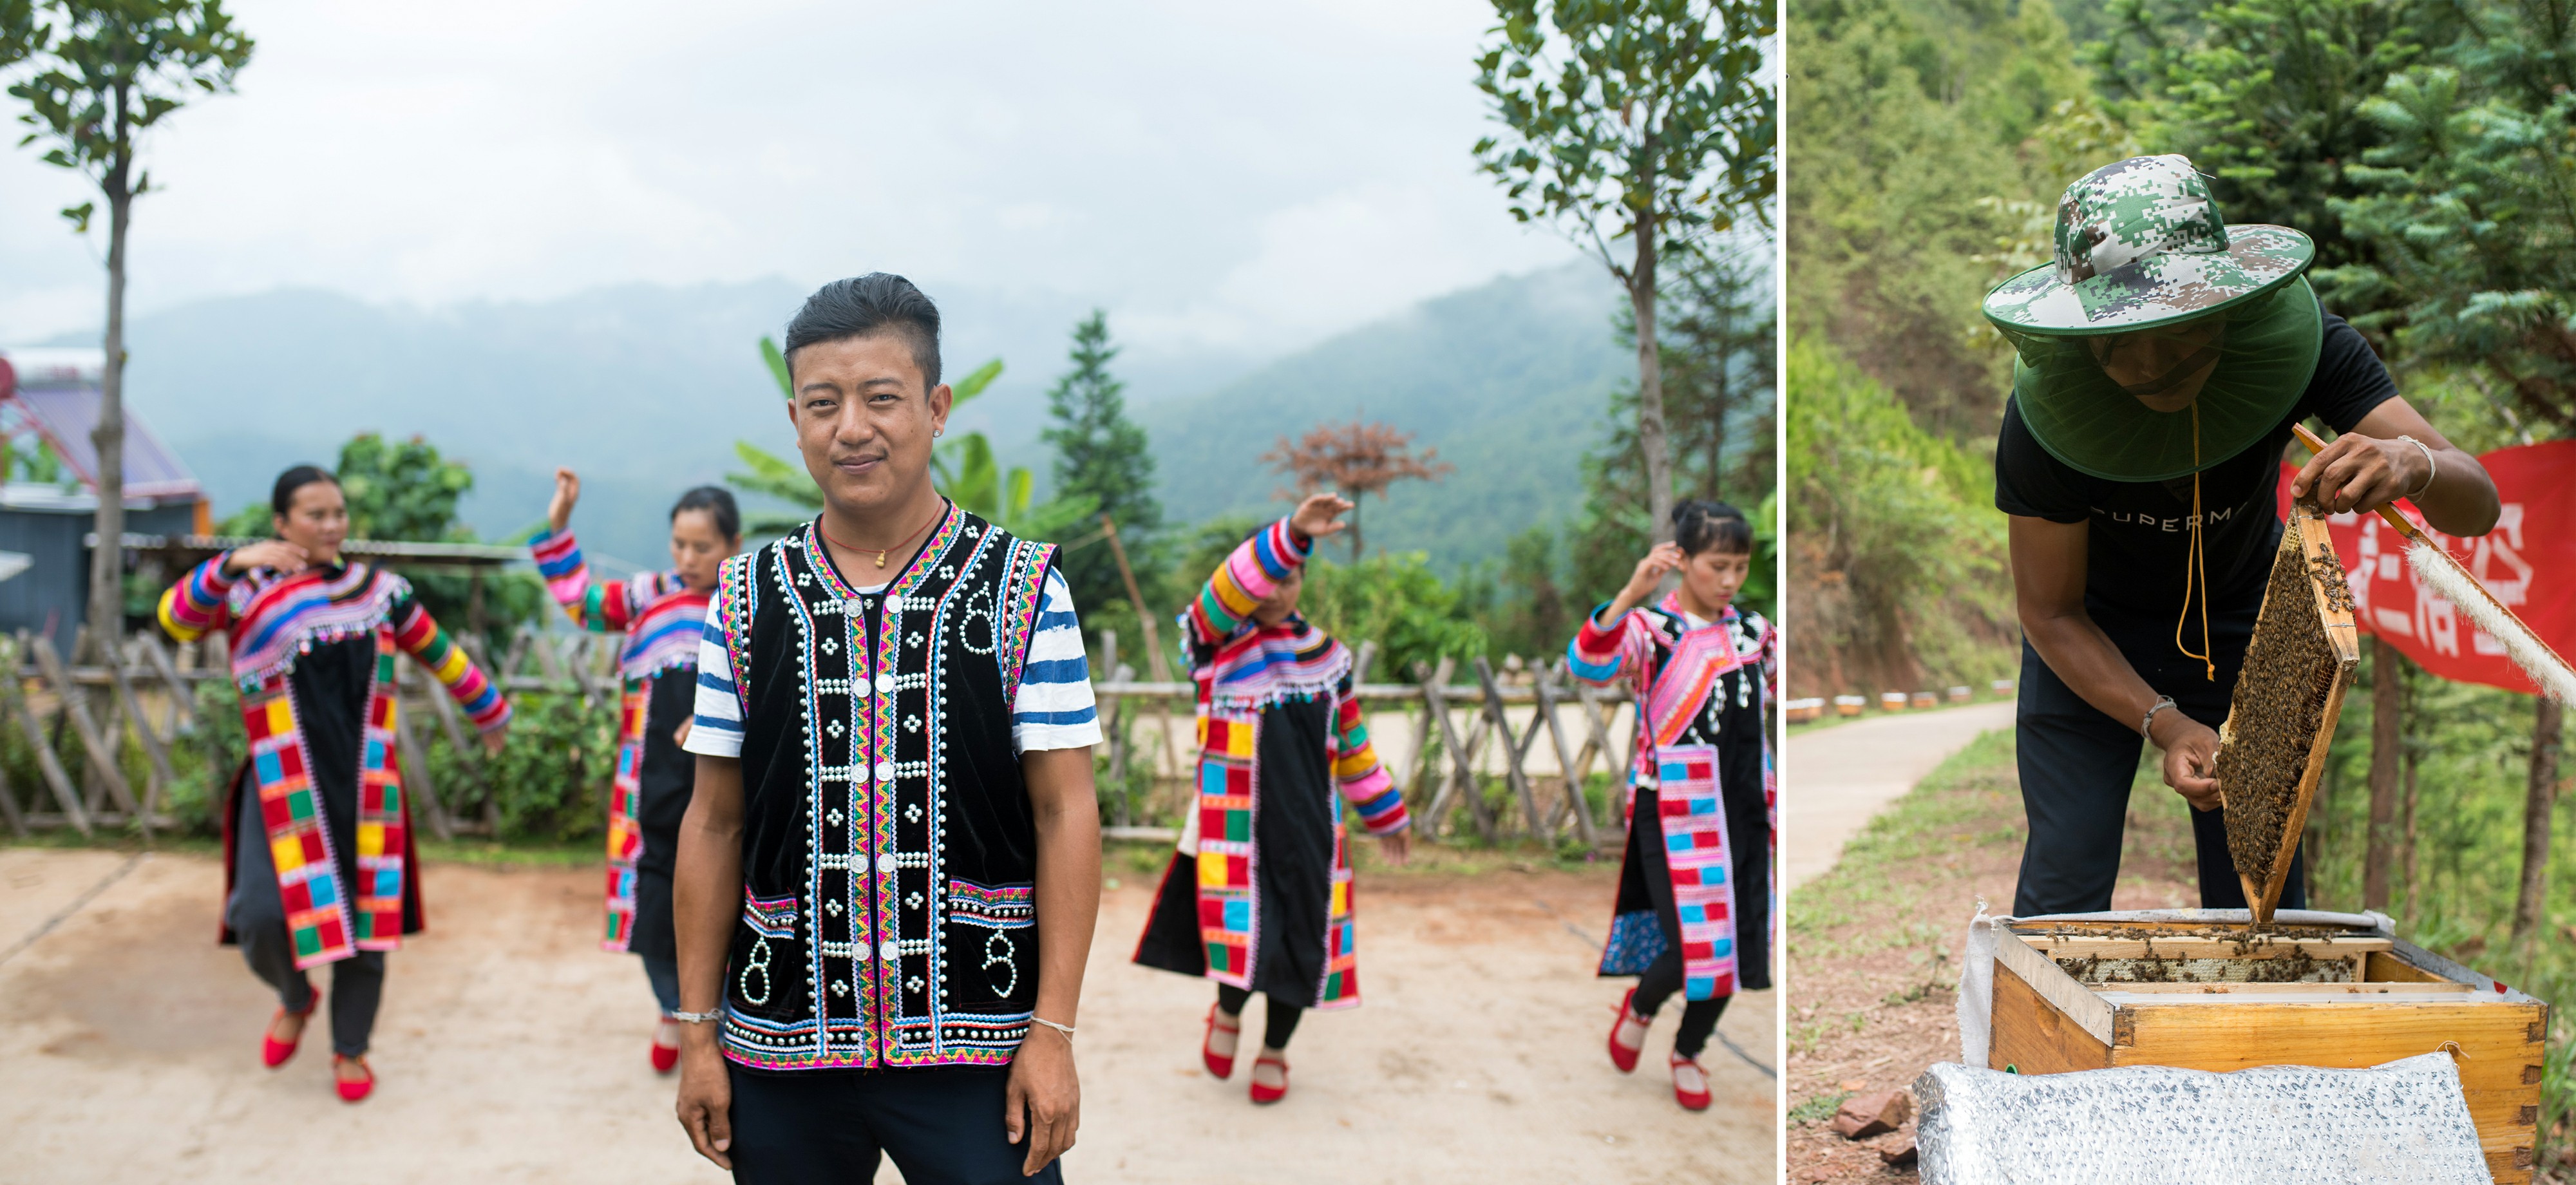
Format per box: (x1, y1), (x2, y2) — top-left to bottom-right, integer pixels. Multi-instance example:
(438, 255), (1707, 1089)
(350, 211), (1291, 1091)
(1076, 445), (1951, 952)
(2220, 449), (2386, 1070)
(1041, 311), (1163, 631)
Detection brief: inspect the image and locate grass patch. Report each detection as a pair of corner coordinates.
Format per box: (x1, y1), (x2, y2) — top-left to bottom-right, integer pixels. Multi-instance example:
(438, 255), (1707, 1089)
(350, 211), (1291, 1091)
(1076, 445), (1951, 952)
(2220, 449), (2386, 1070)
(1787, 1089), (1853, 1126)
(1790, 728), (2019, 937)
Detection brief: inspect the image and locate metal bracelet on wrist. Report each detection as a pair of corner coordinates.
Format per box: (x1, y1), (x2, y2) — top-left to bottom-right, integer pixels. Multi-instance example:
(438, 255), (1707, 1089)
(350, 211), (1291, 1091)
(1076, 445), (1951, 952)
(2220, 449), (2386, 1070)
(2141, 695), (2179, 742)
(1030, 1016), (1075, 1041)
(2398, 435), (2438, 498)
(669, 1009), (724, 1024)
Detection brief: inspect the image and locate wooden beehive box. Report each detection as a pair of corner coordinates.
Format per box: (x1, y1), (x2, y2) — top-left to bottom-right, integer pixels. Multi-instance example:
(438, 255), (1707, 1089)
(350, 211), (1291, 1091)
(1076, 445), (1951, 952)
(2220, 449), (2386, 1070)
(2213, 499), (2362, 922)
(1989, 915), (2549, 1182)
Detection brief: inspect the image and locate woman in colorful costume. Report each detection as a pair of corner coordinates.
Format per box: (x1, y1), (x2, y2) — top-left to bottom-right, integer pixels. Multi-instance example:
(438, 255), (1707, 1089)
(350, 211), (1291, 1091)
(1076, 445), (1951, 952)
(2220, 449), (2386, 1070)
(529, 469), (740, 1073)
(1134, 493), (1411, 1105)
(158, 465), (511, 1102)
(1568, 499), (1774, 1112)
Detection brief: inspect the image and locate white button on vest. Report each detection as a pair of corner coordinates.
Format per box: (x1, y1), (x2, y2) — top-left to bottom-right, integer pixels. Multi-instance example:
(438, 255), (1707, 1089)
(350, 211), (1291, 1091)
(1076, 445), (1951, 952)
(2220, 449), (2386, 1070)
(875, 761), (897, 784)
(853, 676), (871, 698)
(880, 942), (901, 962)
(875, 672), (897, 695)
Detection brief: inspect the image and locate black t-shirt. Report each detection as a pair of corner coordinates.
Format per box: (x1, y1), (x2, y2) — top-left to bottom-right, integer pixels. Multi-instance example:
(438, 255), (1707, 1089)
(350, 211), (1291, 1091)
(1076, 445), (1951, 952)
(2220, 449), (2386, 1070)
(1994, 313), (2397, 643)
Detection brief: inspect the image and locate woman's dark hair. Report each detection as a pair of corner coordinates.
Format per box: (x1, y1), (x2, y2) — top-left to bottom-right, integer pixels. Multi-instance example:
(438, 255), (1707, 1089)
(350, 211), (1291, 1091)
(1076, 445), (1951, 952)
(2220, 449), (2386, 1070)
(1672, 498), (1754, 556)
(671, 486), (741, 540)
(270, 465), (339, 518)
(783, 273), (942, 388)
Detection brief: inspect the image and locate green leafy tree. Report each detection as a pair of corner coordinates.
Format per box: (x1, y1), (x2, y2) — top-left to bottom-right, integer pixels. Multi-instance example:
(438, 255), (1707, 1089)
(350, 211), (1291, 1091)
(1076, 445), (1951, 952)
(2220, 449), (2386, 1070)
(1572, 239), (1776, 603)
(1787, 0), (2088, 436)
(332, 432), (541, 648)
(1300, 552), (1492, 679)
(1041, 311), (1162, 627)
(1474, 0), (1776, 542)
(9, 0), (252, 659)
(1, 1), (37, 66)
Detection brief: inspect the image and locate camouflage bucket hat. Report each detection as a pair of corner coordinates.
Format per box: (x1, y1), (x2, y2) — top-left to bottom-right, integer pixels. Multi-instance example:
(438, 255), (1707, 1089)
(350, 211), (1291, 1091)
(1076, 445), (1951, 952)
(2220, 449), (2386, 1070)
(2004, 276), (2324, 482)
(1982, 154), (2315, 335)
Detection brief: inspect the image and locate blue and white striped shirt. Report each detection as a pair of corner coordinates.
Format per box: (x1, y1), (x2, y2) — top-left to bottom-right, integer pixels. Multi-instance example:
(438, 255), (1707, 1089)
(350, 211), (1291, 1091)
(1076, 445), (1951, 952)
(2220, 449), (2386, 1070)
(682, 567), (1101, 759)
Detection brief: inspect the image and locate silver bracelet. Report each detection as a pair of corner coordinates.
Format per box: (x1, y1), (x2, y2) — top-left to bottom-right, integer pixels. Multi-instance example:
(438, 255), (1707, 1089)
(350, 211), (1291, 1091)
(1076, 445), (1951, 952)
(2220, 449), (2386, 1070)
(2141, 695), (2179, 741)
(2397, 435), (2438, 498)
(669, 1009), (724, 1024)
(1030, 1016), (1075, 1040)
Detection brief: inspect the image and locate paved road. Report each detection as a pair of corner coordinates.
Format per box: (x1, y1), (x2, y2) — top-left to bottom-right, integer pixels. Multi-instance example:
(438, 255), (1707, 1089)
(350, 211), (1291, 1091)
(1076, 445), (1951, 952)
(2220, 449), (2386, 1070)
(1781, 702), (2018, 891)
(0, 846), (1770, 1184)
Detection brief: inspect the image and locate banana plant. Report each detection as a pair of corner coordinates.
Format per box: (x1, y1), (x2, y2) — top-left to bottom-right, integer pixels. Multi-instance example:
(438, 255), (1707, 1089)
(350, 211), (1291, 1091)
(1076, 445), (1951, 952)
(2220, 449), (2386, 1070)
(731, 337), (1089, 537)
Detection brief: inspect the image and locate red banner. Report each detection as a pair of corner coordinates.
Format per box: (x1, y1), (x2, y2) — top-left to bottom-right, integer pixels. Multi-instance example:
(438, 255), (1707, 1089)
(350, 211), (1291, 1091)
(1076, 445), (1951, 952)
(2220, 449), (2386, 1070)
(2276, 439), (2576, 696)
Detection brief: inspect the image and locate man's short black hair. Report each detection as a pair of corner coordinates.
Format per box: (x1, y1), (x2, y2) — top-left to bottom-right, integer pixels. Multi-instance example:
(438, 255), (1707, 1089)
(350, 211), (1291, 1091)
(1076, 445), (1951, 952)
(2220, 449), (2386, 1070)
(782, 273), (942, 390)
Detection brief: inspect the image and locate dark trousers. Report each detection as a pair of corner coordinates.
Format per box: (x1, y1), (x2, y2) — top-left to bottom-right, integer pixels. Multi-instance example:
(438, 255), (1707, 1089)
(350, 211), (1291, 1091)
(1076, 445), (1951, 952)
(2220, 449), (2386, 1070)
(726, 1063), (1065, 1185)
(2014, 636), (2307, 916)
(643, 953), (681, 1015)
(227, 787), (384, 1057)
(1215, 983), (1303, 1050)
(1632, 785), (1724, 1057)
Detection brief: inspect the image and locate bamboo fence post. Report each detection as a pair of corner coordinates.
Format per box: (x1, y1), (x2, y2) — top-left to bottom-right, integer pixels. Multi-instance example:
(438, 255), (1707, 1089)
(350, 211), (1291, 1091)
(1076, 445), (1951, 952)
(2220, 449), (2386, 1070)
(1420, 667), (1493, 840)
(135, 632), (197, 735)
(105, 640), (177, 837)
(30, 634), (140, 819)
(1405, 658), (1454, 803)
(0, 746), (24, 836)
(1533, 659), (1597, 845)
(6, 639), (90, 835)
(1473, 657), (1551, 843)
(393, 669), (457, 841)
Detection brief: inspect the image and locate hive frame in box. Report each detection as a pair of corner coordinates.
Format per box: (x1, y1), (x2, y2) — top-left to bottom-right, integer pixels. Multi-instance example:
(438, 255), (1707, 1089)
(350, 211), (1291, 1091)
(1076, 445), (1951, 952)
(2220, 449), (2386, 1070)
(2216, 498), (2362, 922)
(1971, 910), (2548, 1183)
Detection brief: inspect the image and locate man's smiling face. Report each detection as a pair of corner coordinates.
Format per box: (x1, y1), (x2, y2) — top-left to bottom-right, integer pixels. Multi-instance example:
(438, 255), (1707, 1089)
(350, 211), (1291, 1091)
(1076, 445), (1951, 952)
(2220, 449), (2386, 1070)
(787, 331), (952, 515)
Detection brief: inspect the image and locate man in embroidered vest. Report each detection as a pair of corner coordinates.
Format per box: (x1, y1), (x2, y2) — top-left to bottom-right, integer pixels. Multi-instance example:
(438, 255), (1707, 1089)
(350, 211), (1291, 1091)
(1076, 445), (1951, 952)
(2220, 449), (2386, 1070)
(672, 274), (1103, 1183)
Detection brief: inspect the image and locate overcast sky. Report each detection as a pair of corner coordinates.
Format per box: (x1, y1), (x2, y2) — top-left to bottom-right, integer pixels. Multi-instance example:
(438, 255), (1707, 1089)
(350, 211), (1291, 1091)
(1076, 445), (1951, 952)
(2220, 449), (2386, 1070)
(0, 0), (1591, 356)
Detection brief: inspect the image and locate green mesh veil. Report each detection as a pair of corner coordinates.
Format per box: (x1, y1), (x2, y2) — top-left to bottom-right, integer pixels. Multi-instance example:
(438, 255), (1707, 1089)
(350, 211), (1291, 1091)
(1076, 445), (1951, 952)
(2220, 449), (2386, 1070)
(2000, 278), (2324, 482)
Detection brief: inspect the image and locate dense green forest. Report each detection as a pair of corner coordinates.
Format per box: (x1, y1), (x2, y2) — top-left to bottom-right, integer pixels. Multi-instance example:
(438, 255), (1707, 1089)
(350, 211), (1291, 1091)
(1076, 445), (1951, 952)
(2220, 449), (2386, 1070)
(1790, 0), (2576, 1157)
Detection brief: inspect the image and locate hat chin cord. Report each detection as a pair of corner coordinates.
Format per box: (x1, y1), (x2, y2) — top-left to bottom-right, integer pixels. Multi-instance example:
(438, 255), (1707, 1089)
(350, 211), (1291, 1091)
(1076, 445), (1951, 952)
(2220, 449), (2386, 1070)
(2176, 402), (2217, 684)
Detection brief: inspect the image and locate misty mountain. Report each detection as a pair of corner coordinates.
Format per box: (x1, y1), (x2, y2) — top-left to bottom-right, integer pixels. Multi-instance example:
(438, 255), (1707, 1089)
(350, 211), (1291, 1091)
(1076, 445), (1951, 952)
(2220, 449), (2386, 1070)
(44, 260), (1659, 573)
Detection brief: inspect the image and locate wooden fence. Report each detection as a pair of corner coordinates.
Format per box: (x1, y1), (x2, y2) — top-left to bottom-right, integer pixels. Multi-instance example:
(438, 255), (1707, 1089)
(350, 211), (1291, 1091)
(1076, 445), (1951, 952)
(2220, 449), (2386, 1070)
(4, 625), (1653, 851)
(1090, 631), (1640, 848)
(0, 626), (638, 841)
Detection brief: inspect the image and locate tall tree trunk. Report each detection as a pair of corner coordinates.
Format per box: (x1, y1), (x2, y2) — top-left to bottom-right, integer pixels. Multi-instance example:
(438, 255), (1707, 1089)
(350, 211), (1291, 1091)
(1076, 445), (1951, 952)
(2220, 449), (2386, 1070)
(2512, 696), (2561, 949)
(1708, 334), (1730, 503)
(2364, 638), (2403, 911)
(1631, 215), (1674, 544)
(84, 169), (133, 664)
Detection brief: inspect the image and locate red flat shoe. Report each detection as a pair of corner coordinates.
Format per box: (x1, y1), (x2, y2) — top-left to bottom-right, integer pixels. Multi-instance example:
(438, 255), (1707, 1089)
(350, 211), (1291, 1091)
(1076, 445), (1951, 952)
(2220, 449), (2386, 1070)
(652, 1027), (681, 1074)
(333, 1055), (375, 1103)
(1202, 1003), (1241, 1079)
(1671, 1052), (1711, 1112)
(261, 989), (321, 1068)
(1248, 1054), (1289, 1104)
(1606, 987), (1647, 1074)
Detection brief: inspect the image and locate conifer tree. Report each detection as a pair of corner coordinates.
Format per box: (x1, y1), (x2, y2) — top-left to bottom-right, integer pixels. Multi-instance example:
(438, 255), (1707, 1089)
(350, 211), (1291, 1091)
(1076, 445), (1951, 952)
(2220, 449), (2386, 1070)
(1041, 311), (1163, 628)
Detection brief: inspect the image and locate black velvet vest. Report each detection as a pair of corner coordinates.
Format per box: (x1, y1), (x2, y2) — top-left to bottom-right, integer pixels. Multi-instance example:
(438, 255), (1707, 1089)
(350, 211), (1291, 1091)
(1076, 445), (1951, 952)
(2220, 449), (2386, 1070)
(716, 511), (1057, 1070)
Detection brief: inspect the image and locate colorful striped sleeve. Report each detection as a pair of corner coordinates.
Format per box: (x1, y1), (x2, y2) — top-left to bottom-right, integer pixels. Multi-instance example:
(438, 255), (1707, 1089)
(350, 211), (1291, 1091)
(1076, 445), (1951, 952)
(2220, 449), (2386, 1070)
(682, 554), (750, 760)
(1567, 601), (1647, 687)
(1014, 568), (1101, 753)
(1332, 675), (1407, 835)
(157, 555), (239, 643)
(528, 527), (635, 632)
(1178, 517), (1309, 649)
(391, 599), (511, 732)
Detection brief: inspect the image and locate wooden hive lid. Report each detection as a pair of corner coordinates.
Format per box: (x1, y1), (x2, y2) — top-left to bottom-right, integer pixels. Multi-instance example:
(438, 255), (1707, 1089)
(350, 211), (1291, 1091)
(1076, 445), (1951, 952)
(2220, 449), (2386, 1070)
(2213, 500), (2361, 924)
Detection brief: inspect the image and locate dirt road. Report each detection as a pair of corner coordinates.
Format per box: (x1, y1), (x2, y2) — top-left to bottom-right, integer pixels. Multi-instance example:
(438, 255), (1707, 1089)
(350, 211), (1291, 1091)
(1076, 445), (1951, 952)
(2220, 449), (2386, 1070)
(0, 844), (1772, 1184)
